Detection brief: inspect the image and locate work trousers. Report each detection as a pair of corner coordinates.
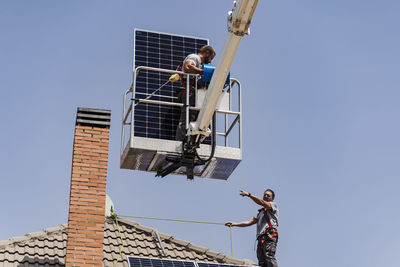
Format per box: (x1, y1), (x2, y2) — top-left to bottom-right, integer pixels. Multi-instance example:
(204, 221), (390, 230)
(175, 90), (197, 141)
(257, 236), (278, 267)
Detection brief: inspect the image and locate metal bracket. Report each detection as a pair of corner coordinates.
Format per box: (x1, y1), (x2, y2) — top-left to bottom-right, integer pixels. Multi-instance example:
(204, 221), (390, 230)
(154, 230), (166, 256)
(155, 139), (203, 180)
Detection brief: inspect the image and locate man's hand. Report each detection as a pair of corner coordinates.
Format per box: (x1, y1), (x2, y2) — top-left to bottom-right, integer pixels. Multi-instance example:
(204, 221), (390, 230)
(240, 190), (250, 197)
(225, 222), (234, 227)
(184, 60), (203, 74)
(240, 189), (273, 210)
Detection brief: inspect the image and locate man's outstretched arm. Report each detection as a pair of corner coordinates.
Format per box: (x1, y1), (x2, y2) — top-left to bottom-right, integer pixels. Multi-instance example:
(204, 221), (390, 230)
(225, 217), (256, 228)
(240, 190), (272, 210)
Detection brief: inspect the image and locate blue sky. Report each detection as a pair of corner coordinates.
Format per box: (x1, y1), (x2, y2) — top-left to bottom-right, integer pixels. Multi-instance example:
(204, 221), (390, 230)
(1, 1), (400, 266)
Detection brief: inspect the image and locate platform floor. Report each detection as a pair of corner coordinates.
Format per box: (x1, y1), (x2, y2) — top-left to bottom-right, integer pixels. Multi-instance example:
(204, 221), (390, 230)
(120, 137), (241, 180)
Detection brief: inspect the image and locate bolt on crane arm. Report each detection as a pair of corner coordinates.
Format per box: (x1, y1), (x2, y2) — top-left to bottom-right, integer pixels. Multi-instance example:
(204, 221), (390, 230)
(190, 0), (260, 136)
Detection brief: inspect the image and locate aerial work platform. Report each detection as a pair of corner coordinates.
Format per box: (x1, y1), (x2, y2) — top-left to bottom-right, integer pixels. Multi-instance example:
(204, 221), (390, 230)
(121, 0), (260, 179)
(120, 29), (242, 179)
(120, 66), (243, 180)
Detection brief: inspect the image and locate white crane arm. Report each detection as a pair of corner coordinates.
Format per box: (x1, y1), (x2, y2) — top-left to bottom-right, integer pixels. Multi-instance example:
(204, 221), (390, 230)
(191, 0), (259, 135)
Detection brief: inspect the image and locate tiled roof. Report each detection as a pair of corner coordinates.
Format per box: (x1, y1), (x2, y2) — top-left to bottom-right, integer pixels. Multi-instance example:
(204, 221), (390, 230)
(0, 225), (66, 266)
(0, 217), (255, 267)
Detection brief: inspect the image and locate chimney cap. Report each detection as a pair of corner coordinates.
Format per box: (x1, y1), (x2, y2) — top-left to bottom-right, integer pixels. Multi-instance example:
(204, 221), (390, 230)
(76, 107), (111, 128)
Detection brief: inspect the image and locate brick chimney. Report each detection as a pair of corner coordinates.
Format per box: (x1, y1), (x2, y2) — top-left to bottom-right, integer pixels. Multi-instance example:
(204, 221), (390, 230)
(65, 107), (111, 266)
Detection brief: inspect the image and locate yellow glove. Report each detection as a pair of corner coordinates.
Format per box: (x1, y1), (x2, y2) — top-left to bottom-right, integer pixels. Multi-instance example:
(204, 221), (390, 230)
(169, 73), (180, 83)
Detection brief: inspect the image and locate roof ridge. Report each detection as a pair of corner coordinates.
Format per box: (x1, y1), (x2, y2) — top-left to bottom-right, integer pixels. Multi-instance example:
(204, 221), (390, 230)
(0, 224), (67, 249)
(107, 217), (255, 265)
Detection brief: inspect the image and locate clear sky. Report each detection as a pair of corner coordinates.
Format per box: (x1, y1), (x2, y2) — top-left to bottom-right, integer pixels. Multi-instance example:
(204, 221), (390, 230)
(1, 1), (400, 266)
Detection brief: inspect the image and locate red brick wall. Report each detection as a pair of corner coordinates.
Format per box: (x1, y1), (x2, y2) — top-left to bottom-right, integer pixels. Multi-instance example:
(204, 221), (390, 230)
(65, 122), (110, 266)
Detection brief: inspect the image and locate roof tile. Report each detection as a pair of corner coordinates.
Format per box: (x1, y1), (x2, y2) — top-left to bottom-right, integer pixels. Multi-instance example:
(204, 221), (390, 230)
(0, 217), (255, 266)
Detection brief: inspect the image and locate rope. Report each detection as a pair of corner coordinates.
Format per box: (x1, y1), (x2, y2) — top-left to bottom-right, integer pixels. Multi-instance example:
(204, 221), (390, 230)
(111, 213), (234, 257)
(118, 214), (225, 226)
(230, 225), (233, 257)
(134, 80), (170, 107)
(113, 216), (125, 267)
(134, 73), (179, 107)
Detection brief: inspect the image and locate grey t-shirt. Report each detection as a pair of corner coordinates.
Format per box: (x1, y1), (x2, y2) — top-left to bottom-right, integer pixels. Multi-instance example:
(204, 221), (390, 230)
(182, 53), (201, 71)
(255, 202), (279, 238)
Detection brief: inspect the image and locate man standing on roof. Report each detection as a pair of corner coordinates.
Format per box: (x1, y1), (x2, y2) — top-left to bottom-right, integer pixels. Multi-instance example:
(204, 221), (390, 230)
(225, 189), (279, 267)
(175, 45), (216, 141)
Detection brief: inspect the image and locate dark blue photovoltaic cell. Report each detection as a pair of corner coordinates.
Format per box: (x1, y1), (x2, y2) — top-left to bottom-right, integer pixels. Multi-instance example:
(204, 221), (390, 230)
(197, 263), (249, 267)
(127, 258), (253, 267)
(197, 263), (219, 267)
(127, 257), (196, 267)
(133, 29), (209, 140)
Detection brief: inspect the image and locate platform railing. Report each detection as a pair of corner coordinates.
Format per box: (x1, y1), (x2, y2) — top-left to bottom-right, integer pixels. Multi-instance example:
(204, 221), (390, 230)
(121, 66), (242, 156)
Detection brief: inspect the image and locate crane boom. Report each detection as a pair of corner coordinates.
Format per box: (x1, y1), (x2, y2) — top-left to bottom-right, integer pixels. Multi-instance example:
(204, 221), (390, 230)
(191, 0), (260, 135)
(154, 0), (260, 179)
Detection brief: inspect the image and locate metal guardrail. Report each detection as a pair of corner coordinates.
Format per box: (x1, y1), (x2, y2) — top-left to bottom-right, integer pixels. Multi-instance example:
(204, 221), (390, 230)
(121, 66), (242, 156)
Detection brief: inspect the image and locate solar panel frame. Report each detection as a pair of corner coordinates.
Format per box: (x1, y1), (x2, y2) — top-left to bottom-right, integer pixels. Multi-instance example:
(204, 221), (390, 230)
(133, 29), (209, 141)
(127, 256), (197, 267)
(126, 257), (255, 267)
(196, 262), (254, 267)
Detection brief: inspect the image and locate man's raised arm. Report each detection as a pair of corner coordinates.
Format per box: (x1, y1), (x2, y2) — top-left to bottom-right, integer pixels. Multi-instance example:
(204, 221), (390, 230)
(239, 190), (273, 210)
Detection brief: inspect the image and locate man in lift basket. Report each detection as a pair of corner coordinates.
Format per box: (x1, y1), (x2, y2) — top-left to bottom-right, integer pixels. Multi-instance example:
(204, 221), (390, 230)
(175, 45), (216, 141)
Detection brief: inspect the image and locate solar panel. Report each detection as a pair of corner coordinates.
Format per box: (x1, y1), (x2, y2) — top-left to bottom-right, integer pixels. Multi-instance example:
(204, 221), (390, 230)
(197, 262), (250, 267)
(127, 257), (196, 267)
(133, 29), (209, 141)
(127, 257), (254, 267)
